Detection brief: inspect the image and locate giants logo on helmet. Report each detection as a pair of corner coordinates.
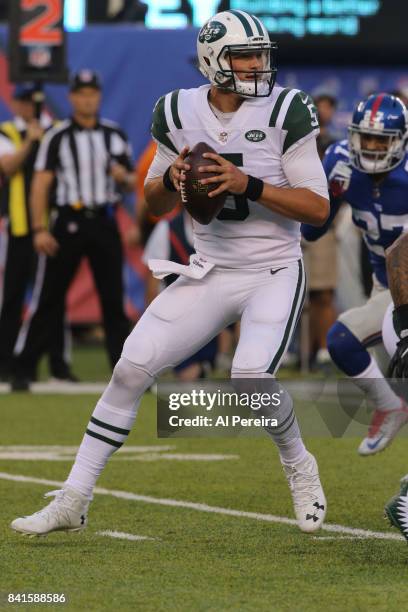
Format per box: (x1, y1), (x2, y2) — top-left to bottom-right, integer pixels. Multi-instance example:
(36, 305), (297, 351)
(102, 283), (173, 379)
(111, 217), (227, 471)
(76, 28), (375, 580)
(361, 110), (385, 130)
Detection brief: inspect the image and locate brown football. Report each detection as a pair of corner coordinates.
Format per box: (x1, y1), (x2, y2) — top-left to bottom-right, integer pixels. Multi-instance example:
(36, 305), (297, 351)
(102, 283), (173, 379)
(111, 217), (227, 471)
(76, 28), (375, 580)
(180, 142), (227, 225)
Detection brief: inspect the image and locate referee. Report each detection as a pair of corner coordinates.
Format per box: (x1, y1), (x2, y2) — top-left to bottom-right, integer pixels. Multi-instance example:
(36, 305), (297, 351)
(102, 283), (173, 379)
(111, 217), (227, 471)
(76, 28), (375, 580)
(0, 84), (73, 383)
(12, 70), (135, 390)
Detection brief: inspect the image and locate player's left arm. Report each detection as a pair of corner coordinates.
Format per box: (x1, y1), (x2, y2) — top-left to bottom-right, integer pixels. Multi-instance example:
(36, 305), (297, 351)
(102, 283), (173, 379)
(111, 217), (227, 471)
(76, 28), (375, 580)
(200, 140), (329, 226)
(301, 193), (342, 241)
(200, 91), (329, 226)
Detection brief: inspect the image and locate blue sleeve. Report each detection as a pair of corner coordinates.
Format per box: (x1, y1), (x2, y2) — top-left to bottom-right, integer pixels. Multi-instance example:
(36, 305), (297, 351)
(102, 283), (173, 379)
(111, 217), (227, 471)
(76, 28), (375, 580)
(301, 197), (342, 241)
(322, 141), (338, 176)
(301, 142), (349, 241)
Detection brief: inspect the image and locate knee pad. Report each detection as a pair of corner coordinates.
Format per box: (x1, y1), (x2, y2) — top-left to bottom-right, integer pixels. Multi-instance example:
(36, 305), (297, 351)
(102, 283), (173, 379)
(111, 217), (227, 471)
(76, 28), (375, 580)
(327, 321), (370, 376)
(122, 330), (161, 375)
(100, 357), (154, 412)
(111, 357), (153, 391)
(232, 343), (271, 376)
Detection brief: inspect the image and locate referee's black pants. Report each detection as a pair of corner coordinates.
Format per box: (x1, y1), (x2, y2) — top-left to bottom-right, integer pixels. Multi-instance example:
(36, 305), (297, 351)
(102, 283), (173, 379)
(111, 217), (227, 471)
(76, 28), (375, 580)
(13, 206), (130, 378)
(0, 230), (68, 379)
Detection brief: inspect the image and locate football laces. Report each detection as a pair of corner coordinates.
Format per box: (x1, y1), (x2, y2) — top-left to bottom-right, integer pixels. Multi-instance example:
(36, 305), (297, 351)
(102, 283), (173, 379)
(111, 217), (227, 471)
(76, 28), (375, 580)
(179, 169), (187, 203)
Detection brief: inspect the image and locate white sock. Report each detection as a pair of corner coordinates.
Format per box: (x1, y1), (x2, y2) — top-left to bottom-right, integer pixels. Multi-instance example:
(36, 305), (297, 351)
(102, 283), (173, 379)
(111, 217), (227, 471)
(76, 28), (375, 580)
(231, 372), (307, 466)
(266, 390), (307, 466)
(65, 399), (139, 498)
(65, 358), (153, 498)
(353, 358), (401, 412)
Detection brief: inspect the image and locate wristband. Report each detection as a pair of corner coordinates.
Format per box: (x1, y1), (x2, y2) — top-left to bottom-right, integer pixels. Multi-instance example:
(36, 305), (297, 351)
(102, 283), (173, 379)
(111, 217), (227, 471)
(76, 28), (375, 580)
(393, 304), (408, 338)
(163, 166), (177, 192)
(245, 175), (264, 201)
(32, 227), (47, 235)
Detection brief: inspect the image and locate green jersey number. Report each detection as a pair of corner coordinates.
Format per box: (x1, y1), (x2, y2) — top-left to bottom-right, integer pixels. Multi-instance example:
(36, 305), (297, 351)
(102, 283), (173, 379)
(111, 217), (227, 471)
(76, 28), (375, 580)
(216, 153), (250, 221)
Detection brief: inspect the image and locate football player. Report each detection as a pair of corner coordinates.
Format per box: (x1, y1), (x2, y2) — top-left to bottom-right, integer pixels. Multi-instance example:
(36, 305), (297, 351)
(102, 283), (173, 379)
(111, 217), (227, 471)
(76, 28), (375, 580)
(10, 10), (329, 536)
(302, 93), (408, 456)
(384, 476), (408, 543)
(380, 233), (408, 542)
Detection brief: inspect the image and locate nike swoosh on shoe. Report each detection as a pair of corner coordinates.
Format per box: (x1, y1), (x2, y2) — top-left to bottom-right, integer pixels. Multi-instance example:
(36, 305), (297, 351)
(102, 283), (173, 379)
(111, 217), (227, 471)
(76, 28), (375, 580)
(367, 435), (384, 450)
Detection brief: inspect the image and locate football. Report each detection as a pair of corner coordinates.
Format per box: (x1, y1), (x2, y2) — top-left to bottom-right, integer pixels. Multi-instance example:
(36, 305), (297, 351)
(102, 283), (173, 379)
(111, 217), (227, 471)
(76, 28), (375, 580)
(180, 142), (227, 225)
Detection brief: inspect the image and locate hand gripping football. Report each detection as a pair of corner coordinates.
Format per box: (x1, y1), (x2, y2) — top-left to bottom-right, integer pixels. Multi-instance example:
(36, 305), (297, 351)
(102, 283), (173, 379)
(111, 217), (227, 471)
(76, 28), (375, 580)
(180, 142), (227, 225)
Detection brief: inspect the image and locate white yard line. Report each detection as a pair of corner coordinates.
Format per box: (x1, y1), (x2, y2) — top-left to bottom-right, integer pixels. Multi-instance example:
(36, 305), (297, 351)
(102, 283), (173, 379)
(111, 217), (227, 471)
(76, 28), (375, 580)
(114, 453), (239, 462)
(0, 445), (173, 454)
(0, 471), (403, 542)
(0, 381), (346, 396)
(97, 530), (157, 542)
(0, 446), (238, 463)
(313, 536), (367, 541)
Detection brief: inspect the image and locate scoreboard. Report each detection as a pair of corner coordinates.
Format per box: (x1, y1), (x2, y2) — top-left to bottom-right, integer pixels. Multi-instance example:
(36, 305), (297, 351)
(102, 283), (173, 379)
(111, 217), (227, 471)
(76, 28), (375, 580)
(9, 0), (68, 81)
(142, 0), (404, 64)
(7, 1), (402, 67)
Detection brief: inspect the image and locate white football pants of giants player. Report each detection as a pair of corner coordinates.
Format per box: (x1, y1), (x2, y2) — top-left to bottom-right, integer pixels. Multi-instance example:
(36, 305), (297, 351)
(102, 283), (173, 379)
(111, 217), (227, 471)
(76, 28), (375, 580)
(337, 276), (391, 370)
(382, 302), (398, 358)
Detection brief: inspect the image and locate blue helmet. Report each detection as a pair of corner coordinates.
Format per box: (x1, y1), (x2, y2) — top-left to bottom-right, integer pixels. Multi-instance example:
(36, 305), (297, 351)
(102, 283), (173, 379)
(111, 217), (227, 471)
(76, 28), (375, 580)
(348, 93), (407, 173)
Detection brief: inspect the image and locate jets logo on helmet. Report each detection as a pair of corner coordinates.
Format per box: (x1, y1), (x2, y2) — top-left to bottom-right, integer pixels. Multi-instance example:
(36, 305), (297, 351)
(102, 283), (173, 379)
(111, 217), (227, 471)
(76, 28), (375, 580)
(197, 10), (278, 98)
(348, 93), (407, 173)
(198, 21), (227, 44)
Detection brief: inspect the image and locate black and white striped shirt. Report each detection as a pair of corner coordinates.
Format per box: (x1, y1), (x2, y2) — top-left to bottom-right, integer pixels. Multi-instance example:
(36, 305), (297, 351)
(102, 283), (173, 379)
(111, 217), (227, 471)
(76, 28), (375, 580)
(35, 117), (133, 208)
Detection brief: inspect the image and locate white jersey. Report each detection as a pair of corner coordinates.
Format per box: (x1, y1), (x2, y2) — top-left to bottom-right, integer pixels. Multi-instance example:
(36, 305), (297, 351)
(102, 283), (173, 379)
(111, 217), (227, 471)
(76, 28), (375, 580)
(150, 84), (324, 269)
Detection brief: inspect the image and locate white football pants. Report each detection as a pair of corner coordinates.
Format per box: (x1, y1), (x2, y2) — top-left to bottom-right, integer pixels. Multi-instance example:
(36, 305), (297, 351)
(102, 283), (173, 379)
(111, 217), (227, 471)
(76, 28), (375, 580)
(338, 275), (391, 371)
(123, 259), (306, 376)
(65, 259), (307, 497)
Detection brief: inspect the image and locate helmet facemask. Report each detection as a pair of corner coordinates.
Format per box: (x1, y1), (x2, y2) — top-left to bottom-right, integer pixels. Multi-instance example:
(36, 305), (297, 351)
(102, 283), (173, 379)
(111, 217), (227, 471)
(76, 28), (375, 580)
(348, 125), (405, 173)
(213, 43), (277, 98)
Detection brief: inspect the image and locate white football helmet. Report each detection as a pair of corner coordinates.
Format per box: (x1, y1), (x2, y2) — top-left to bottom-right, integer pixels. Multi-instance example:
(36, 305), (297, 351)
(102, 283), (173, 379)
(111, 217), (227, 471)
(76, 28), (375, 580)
(197, 10), (277, 98)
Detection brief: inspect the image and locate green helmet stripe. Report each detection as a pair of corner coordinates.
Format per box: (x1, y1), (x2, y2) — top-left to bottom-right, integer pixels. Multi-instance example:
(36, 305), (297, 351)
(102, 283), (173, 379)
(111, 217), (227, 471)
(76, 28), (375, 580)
(250, 14), (265, 37)
(269, 88), (291, 127)
(228, 10), (254, 37)
(170, 90), (182, 129)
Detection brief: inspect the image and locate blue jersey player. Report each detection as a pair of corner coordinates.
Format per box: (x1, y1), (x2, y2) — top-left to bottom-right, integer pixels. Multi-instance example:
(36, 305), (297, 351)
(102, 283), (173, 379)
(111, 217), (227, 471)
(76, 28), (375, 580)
(302, 93), (408, 455)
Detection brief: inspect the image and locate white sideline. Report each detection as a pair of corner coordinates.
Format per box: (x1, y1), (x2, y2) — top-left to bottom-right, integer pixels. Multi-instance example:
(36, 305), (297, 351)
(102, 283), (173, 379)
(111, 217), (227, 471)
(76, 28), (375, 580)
(97, 530), (156, 542)
(0, 382), (107, 394)
(0, 471), (404, 542)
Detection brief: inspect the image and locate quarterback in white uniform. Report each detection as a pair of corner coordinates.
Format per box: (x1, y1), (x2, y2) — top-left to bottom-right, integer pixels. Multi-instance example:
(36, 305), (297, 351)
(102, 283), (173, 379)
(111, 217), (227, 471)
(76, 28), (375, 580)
(11, 10), (329, 536)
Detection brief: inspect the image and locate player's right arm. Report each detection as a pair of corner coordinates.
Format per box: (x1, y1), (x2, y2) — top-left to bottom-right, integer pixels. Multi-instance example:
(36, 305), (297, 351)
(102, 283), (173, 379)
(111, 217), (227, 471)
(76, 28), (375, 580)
(144, 94), (189, 216)
(144, 146), (190, 215)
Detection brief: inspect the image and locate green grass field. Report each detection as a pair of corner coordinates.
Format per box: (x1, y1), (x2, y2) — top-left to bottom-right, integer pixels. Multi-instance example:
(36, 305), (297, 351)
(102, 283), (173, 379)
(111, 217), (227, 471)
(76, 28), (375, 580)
(1, 349), (408, 611)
